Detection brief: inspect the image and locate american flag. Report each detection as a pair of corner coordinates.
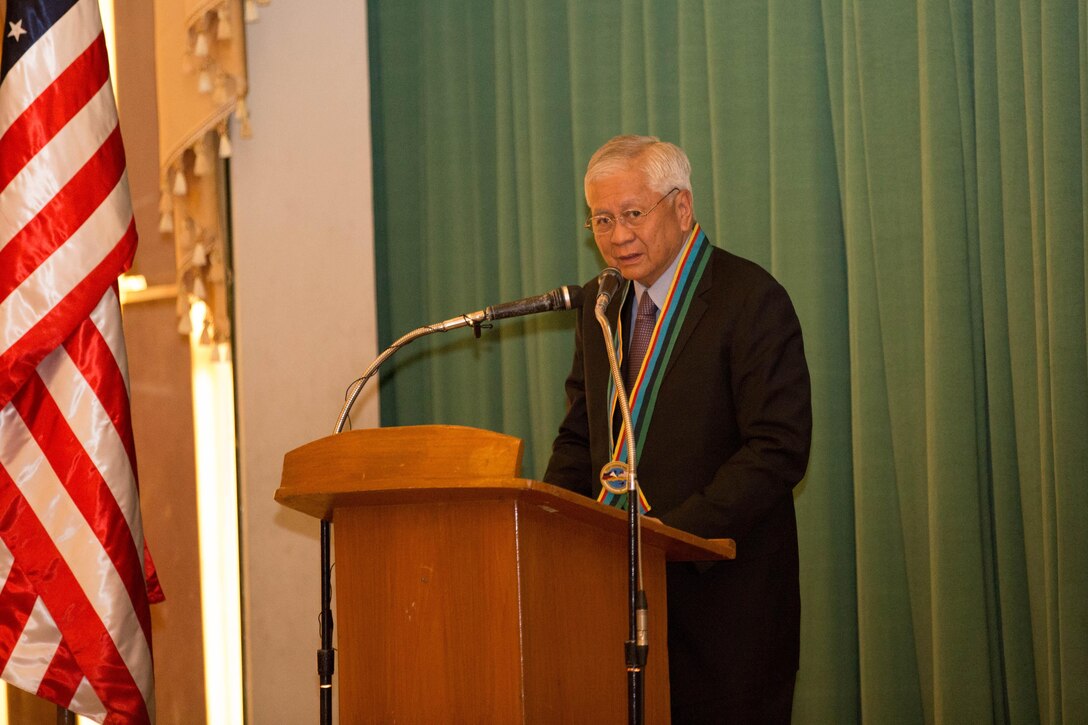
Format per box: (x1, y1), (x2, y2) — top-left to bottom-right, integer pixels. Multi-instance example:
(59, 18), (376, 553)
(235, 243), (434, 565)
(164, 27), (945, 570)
(1, 0), (160, 722)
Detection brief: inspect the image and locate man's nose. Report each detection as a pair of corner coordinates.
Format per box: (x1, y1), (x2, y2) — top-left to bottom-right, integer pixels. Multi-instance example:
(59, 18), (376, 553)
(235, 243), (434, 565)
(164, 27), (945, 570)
(610, 218), (636, 245)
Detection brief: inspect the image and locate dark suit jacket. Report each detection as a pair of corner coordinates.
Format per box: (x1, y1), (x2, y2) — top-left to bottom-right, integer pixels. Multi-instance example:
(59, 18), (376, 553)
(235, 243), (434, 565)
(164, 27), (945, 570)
(544, 243), (812, 717)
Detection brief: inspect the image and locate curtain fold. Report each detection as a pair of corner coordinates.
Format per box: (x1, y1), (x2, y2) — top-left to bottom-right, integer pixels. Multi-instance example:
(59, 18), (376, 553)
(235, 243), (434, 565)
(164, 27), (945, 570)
(368, 1), (1087, 721)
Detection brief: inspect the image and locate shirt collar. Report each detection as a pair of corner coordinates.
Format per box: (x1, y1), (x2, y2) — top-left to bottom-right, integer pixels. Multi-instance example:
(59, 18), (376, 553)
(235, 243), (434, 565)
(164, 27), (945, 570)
(631, 237), (687, 311)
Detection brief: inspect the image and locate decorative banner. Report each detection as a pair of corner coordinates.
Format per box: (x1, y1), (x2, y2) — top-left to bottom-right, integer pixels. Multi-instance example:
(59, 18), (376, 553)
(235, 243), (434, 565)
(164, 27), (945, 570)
(154, 0), (257, 344)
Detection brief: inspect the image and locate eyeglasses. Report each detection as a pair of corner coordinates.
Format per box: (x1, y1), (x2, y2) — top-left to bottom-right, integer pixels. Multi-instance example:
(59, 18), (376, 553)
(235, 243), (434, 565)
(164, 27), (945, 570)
(584, 188), (679, 237)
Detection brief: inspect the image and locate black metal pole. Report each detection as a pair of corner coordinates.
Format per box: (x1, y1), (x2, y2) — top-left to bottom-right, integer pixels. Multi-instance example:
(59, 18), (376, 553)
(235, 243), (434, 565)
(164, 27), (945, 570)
(625, 485), (647, 725)
(318, 519), (334, 725)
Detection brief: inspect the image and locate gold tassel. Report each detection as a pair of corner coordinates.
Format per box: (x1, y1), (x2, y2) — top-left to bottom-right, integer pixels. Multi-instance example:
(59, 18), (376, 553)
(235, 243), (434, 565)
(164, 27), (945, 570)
(173, 167), (188, 196)
(198, 69), (213, 94)
(217, 6), (232, 39)
(192, 242), (208, 266)
(159, 211), (174, 234)
(207, 253), (225, 283)
(245, 0), (259, 22)
(193, 141), (211, 177)
(194, 32), (210, 58)
(178, 312), (193, 336)
(218, 124), (233, 158)
(193, 274), (207, 300)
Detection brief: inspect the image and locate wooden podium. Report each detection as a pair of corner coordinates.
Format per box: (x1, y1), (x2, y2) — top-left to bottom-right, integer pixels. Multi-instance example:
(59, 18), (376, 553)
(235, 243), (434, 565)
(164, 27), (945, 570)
(276, 425), (734, 724)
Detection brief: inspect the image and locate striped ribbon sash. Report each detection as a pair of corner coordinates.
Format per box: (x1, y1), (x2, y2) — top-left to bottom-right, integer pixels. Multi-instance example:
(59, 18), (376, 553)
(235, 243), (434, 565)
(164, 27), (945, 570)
(597, 224), (712, 513)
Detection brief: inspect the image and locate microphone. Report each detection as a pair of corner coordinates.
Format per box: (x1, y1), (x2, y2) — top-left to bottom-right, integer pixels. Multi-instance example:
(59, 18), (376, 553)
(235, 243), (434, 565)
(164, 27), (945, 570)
(485, 284), (584, 321)
(595, 267), (623, 312)
(431, 284), (584, 332)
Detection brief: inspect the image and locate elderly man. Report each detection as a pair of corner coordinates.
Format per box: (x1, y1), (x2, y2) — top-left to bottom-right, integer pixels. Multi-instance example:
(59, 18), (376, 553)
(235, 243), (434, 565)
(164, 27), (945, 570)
(544, 135), (812, 723)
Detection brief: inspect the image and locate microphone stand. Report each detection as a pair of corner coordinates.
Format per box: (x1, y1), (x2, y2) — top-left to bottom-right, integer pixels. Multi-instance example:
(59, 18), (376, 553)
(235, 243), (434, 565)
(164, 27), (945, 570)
(594, 295), (648, 725)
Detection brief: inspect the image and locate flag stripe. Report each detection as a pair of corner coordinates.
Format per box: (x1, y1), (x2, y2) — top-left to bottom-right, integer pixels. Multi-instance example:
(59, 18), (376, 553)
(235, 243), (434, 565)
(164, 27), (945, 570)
(11, 363), (151, 644)
(0, 462), (151, 722)
(0, 218), (136, 408)
(0, 540), (38, 670)
(0, 598), (61, 695)
(0, 78), (119, 250)
(69, 287), (138, 463)
(0, 537), (12, 590)
(87, 295), (154, 615)
(89, 285), (131, 396)
(0, 402), (153, 696)
(0, 32), (108, 191)
(69, 676), (107, 722)
(0, 0), (89, 117)
(0, 123), (127, 301)
(36, 340), (143, 546)
(37, 642), (84, 709)
(0, 140), (130, 326)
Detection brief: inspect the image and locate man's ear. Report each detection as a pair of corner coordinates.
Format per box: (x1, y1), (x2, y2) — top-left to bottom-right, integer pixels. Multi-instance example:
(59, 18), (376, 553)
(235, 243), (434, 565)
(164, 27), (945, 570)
(675, 188), (695, 229)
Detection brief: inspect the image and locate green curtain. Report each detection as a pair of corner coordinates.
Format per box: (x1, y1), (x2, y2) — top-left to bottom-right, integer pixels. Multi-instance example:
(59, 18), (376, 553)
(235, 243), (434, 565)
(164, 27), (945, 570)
(367, 0), (1087, 721)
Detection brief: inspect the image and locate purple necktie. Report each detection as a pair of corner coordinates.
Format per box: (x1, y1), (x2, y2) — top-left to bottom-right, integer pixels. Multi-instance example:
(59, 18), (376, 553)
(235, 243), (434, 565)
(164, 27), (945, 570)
(626, 293), (657, 389)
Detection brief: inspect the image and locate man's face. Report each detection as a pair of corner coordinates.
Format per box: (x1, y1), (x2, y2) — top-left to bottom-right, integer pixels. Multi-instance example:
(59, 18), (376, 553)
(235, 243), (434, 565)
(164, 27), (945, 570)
(585, 165), (693, 287)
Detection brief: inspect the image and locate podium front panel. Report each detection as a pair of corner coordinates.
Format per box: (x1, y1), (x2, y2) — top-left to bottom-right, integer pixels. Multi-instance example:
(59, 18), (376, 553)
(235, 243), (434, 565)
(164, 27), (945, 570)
(332, 496), (672, 723)
(334, 499), (524, 723)
(517, 500), (671, 722)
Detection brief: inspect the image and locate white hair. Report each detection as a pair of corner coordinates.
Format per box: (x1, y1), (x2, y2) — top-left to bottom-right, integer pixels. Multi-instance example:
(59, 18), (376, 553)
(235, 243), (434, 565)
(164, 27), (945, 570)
(584, 135), (692, 199)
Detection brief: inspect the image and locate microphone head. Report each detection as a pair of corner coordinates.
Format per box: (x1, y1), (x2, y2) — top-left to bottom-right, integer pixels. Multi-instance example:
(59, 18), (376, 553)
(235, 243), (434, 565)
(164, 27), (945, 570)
(596, 267), (623, 308)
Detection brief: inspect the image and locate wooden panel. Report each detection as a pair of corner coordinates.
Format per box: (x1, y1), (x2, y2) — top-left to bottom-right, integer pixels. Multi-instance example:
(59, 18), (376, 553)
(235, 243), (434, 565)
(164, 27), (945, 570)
(5, 685), (55, 724)
(517, 501), (671, 723)
(334, 499), (525, 723)
(123, 300), (206, 725)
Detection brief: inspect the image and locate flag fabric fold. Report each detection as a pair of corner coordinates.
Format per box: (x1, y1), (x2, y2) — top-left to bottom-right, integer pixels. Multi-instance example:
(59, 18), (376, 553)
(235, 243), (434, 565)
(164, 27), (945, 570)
(1, 0), (159, 722)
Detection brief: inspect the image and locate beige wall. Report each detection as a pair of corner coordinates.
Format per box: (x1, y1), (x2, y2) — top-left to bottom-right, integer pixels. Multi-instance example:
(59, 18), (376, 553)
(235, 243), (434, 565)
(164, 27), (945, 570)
(229, 2), (380, 723)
